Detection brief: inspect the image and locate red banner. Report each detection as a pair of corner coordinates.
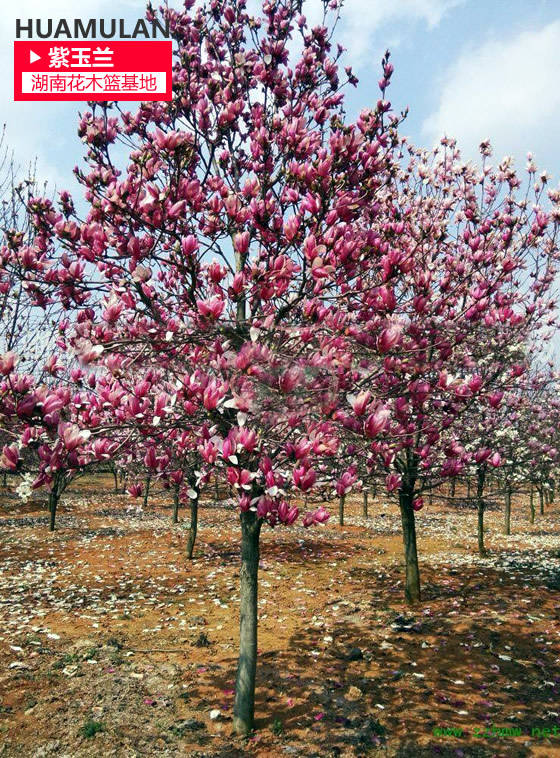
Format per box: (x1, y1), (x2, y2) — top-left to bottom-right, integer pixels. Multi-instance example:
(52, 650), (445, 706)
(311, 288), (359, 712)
(14, 40), (172, 101)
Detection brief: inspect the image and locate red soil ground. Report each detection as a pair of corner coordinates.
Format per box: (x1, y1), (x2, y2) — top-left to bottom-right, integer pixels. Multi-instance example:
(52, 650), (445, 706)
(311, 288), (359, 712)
(0, 475), (559, 757)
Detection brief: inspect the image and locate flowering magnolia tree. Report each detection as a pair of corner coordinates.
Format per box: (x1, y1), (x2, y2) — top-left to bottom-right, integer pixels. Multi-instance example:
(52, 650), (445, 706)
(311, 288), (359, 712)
(10, 0), (411, 735)
(328, 139), (560, 603)
(0, 147), (61, 379)
(452, 403), (503, 555)
(0, 142), (65, 488)
(493, 370), (560, 532)
(437, 357), (560, 553)
(0, 356), (124, 530)
(89, 367), (213, 556)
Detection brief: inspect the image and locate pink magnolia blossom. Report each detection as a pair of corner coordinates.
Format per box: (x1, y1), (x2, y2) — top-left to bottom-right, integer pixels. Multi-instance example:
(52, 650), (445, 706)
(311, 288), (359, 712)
(303, 506), (330, 527)
(197, 297), (225, 320)
(277, 501), (299, 525)
(0, 444), (20, 471)
(293, 466), (316, 492)
(335, 469), (357, 497)
(60, 423), (91, 452)
(238, 427), (258, 453)
(0, 352), (17, 375)
(488, 391), (504, 408)
(386, 473), (401, 492)
(364, 407), (390, 438)
(474, 448), (492, 464)
(227, 467), (252, 489)
(91, 438), (114, 460)
(349, 390), (371, 416)
(377, 324), (401, 353)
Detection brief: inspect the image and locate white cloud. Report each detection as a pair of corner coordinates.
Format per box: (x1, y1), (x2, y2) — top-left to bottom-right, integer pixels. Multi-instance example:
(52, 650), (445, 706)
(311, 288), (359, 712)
(301, 0), (462, 66)
(422, 21), (560, 172)
(246, 0), (460, 69)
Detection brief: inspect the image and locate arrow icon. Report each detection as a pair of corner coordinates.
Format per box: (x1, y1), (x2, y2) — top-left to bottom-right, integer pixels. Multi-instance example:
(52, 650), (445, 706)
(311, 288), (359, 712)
(29, 50), (41, 64)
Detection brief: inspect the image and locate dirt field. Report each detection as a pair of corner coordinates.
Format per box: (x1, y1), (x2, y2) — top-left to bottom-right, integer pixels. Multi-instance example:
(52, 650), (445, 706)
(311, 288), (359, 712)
(0, 476), (559, 757)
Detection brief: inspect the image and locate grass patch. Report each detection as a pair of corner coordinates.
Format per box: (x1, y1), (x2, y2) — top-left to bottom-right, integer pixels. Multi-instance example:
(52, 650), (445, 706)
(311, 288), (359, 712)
(80, 720), (105, 739)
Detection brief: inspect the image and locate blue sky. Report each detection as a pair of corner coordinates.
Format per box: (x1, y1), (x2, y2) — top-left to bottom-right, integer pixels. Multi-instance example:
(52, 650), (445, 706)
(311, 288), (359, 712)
(2, 0), (560, 195)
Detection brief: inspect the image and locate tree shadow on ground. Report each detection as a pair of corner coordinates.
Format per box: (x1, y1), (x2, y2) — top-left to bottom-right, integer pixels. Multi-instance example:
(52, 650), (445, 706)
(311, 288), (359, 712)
(187, 558), (559, 757)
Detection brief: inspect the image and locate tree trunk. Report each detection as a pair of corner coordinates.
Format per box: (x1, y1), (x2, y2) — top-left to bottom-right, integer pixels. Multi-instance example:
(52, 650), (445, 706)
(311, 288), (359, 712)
(48, 486), (59, 532)
(399, 489), (421, 604)
(2, 471), (7, 488)
(172, 483), (180, 524)
(338, 494), (345, 527)
(450, 479), (456, 499)
(233, 511), (262, 736)
(362, 489), (368, 518)
(143, 474), (151, 510)
(476, 466), (486, 555)
(466, 476), (471, 500)
(504, 486), (512, 535)
(186, 494), (198, 560)
(112, 467), (119, 494)
(215, 477), (219, 503)
(530, 484), (535, 525)
(539, 488), (544, 516)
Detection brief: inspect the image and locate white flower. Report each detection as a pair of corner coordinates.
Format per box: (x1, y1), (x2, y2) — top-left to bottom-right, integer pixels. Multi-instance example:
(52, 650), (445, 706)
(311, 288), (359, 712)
(16, 473), (35, 503)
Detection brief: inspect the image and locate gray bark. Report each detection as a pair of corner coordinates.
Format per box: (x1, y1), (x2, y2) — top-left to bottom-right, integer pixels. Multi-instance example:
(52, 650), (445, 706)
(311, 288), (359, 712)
(186, 494), (198, 560)
(143, 474), (151, 509)
(399, 488), (421, 604)
(233, 511), (262, 736)
(504, 486), (512, 535)
(172, 482), (180, 524)
(476, 466), (486, 555)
